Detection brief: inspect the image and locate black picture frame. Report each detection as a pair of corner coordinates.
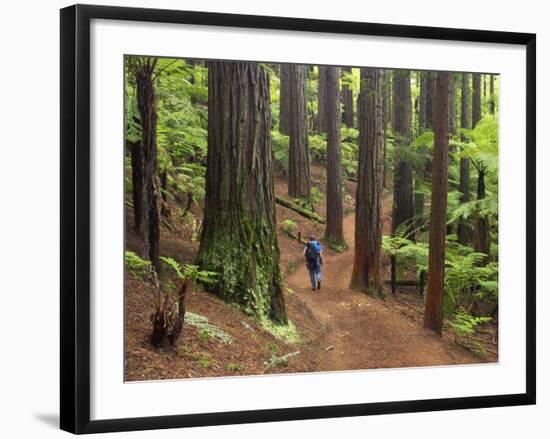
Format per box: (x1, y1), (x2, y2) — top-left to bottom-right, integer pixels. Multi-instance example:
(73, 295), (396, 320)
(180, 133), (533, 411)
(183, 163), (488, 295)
(60, 4), (536, 434)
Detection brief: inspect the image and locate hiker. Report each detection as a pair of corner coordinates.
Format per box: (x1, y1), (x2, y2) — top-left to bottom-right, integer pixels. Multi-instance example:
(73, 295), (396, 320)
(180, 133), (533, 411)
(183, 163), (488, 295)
(304, 236), (323, 291)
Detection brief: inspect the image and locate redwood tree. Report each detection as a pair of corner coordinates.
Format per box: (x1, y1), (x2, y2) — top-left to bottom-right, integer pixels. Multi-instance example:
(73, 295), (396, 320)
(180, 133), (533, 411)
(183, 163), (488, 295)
(341, 66), (354, 127)
(197, 61), (287, 324)
(279, 64), (291, 135)
(322, 66), (346, 248)
(316, 66), (327, 133)
(472, 73), (482, 128)
(288, 64), (311, 199)
(350, 68), (384, 295)
(392, 70), (414, 229)
(471, 72), (490, 263)
(457, 73), (471, 246)
(423, 71), (450, 335)
(489, 74), (496, 115)
(391, 70), (414, 294)
(133, 57), (161, 273)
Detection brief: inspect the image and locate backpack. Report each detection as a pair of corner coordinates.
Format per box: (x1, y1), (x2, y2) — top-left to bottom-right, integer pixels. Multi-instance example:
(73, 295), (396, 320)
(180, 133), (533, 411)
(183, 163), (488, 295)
(305, 241), (320, 263)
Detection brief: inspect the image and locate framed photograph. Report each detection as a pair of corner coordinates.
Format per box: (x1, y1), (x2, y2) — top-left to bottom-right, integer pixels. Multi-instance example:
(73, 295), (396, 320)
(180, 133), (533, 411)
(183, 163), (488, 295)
(60, 4), (536, 434)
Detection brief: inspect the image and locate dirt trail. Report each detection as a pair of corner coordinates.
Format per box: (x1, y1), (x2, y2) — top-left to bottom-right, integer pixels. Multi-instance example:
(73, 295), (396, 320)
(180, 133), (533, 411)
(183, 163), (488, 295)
(284, 195), (482, 371)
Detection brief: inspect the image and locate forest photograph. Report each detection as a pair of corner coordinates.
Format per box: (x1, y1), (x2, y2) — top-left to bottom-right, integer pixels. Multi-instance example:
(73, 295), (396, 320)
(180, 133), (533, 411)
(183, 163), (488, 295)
(124, 56), (499, 381)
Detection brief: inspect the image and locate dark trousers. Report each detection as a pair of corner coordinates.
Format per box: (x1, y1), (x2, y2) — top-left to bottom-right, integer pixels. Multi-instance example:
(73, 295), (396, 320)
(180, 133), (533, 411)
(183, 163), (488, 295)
(307, 260), (322, 289)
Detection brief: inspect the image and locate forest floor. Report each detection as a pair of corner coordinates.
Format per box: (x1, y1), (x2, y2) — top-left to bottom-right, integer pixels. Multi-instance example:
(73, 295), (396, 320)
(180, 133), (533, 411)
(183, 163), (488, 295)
(124, 164), (497, 381)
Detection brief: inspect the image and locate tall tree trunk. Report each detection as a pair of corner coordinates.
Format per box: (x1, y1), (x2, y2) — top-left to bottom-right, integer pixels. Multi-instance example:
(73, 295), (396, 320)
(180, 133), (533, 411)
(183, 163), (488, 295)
(449, 74), (456, 135)
(322, 66), (346, 247)
(471, 71), (489, 262)
(392, 70), (414, 231)
(489, 74), (495, 115)
(197, 61), (287, 324)
(472, 73), (482, 128)
(288, 65), (311, 199)
(391, 70), (414, 292)
(279, 65), (291, 135)
(419, 72), (427, 132)
(382, 70), (390, 189)
(128, 139), (144, 235)
(135, 58), (161, 273)
(160, 167), (170, 218)
(457, 73), (471, 246)
(424, 72), (435, 130)
(317, 66), (327, 133)
(341, 67), (354, 127)
(473, 167), (490, 264)
(350, 68), (384, 296)
(424, 71), (450, 335)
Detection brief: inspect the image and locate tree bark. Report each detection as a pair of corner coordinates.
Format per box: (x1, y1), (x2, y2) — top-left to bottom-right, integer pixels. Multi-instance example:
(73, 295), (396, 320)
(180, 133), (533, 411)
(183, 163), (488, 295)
(457, 73), (471, 246)
(279, 64), (291, 135)
(382, 71), (390, 189)
(321, 66), (346, 248)
(474, 168), (490, 264)
(317, 66), (327, 133)
(197, 61), (287, 324)
(392, 70), (414, 232)
(424, 71), (451, 336)
(135, 58), (161, 273)
(341, 67), (354, 127)
(418, 72), (429, 134)
(424, 72), (435, 130)
(472, 73), (482, 128)
(391, 70), (414, 293)
(128, 139), (144, 235)
(489, 74), (495, 115)
(288, 65), (311, 199)
(350, 68), (384, 296)
(449, 74), (456, 135)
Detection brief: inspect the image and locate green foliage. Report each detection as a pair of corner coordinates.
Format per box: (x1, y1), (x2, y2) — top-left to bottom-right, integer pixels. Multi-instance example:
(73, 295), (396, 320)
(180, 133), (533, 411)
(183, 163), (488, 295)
(449, 308), (492, 337)
(310, 186), (323, 206)
(185, 312), (233, 345)
(160, 257), (218, 285)
(272, 130), (290, 173)
(190, 352), (212, 368)
(225, 363), (243, 372)
(443, 243), (498, 315)
(263, 351), (301, 373)
(260, 319), (300, 343)
(281, 219), (297, 237)
(124, 251), (151, 279)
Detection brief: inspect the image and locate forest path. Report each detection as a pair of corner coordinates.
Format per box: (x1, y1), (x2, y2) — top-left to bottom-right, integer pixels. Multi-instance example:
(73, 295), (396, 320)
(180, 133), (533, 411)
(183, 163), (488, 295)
(284, 193), (480, 371)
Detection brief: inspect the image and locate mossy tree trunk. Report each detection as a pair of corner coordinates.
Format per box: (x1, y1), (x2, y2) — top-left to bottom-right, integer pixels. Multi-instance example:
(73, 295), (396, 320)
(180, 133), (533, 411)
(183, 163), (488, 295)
(197, 61), (287, 324)
(350, 68), (384, 295)
(341, 66), (354, 127)
(288, 64), (311, 199)
(322, 66), (346, 248)
(457, 73), (471, 246)
(134, 57), (161, 273)
(424, 71), (450, 335)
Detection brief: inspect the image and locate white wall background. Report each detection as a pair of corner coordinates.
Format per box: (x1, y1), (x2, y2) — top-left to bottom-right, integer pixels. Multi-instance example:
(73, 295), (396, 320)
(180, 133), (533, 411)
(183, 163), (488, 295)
(0, 0), (546, 437)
